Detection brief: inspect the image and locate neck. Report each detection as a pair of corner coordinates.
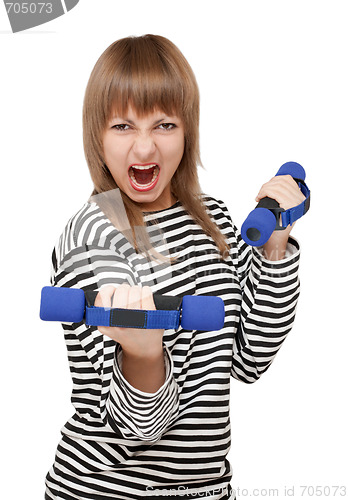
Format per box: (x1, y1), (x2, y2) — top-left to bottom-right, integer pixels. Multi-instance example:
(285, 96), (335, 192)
(140, 193), (177, 213)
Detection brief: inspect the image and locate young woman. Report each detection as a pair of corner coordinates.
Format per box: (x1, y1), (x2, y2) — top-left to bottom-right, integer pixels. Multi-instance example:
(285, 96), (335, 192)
(45, 34), (305, 500)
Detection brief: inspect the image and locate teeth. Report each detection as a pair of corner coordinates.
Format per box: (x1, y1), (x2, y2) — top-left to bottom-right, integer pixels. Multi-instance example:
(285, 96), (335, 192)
(131, 164), (157, 171)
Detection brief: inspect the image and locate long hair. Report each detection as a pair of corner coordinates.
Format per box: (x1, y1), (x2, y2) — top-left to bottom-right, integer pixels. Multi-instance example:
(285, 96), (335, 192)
(82, 34), (230, 259)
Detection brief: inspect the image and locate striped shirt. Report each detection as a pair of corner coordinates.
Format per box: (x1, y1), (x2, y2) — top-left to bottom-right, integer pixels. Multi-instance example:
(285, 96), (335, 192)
(45, 194), (301, 500)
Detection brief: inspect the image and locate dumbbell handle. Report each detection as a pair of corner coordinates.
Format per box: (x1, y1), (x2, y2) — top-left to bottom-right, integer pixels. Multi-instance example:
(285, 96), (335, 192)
(40, 286), (225, 331)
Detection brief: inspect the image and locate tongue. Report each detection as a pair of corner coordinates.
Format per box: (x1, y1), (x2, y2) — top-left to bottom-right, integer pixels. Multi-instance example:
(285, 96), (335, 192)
(133, 167), (155, 185)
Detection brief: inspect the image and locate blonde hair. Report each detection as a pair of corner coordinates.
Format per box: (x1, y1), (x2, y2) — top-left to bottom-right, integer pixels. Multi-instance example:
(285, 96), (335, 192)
(82, 34), (230, 258)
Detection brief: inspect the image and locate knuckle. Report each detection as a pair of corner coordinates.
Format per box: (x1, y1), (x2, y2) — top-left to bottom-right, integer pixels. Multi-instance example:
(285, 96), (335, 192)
(129, 285), (141, 295)
(99, 285), (115, 294)
(127, 286), (141, 306)
(284, 175), (294, 185)
(141, 286), (155, 309)
(95, 286), (113, 307)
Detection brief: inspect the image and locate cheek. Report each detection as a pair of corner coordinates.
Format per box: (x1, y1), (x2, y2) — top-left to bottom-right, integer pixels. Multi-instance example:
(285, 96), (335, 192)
(102, 135), (111, 162)
(168, 135), (185, 165)
(178, 135), (185, 157)
(103, 137), (118, 162)
(102, 139), (123, 182)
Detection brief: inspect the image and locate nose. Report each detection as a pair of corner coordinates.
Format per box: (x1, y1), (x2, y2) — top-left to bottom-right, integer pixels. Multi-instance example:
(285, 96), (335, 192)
(132, 133), (156, 161)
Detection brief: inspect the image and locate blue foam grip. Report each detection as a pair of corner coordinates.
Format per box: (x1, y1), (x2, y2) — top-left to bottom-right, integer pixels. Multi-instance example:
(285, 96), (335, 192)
(180, 295), (225, 331)
(241, 207), (277, 247)
(40, 286), (85, 323)
(276, 161), (306, 181)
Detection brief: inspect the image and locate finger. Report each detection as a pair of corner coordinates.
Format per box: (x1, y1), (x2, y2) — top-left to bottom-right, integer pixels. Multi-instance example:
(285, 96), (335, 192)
(272, 175), (305, 199)
(256, 175), (301, 198)
(256, 178), (304, 207)
(255, 177), (274, 201)
(98, 325), (113, 337)
(257, 186), (297, 210)
(270, 181), (305, 206)
(112, 283), (130, 309)
(141, 286), (156, 311)
(97, 324), (121, 343)
(127, 286), (142, 310)
(95, 285), (115, 308)
(276, 175), (304, 198)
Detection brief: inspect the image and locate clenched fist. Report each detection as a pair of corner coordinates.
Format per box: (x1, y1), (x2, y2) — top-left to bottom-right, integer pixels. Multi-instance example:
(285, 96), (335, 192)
(95, 284), (165, 359)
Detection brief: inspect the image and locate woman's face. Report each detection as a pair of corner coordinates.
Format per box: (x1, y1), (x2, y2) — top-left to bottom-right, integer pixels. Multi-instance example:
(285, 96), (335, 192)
(102, 106), (185, 212)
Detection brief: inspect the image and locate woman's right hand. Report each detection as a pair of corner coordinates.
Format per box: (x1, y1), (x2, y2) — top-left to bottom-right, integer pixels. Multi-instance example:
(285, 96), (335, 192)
(95, 284), (165, 360)
(95, 284), (166, 392)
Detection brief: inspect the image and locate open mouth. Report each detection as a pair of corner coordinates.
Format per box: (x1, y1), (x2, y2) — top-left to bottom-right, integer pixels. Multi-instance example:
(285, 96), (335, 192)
(128, 164), (160, 191)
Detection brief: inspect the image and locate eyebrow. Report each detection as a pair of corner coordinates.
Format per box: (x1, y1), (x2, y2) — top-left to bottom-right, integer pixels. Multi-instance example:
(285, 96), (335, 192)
(110, 116), (175, 126)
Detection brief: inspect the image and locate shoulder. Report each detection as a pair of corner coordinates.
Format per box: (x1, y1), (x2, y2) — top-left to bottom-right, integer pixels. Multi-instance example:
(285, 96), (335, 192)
(52, 200), (128, 269)
(201, 193), (234, 226)
(199, 194), (242, 248)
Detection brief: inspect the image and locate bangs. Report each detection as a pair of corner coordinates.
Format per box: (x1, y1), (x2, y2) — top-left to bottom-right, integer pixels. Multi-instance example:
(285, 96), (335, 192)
(103, 36), (195, 122)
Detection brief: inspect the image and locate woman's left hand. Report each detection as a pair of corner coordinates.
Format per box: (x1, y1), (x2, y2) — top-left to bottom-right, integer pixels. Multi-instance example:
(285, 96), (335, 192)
(255, 174), (306, 260)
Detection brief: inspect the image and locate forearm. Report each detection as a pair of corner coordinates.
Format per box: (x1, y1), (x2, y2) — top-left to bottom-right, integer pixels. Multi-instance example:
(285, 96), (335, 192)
(232, 236), (301, 383)
(122, 348), (166, 393)
(255, 173), (305, 261)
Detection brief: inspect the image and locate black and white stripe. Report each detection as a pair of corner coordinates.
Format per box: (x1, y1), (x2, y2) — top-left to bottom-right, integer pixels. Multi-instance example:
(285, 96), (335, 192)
(45, 195), (300, 500)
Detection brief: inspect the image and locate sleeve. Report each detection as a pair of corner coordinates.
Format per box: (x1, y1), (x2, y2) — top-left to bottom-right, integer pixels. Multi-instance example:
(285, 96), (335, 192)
(224, 209), (301, 384)
(107, 344), (179, 441)
(51, 236), (180, 441)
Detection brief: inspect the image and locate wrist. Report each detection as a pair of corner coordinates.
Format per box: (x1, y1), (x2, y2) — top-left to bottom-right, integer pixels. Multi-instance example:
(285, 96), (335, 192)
(122, 343), (164, 362)
(121, 345), (166, 393)
(261, 232), (289, 261)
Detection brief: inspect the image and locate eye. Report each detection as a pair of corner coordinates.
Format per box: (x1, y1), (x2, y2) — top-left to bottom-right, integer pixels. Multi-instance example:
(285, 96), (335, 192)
(111, 124), (131, 131)
(157, 123), (177, 131)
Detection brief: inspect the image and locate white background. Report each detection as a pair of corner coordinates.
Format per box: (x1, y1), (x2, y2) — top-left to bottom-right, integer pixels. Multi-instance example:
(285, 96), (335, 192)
(1, 0), (347, 498)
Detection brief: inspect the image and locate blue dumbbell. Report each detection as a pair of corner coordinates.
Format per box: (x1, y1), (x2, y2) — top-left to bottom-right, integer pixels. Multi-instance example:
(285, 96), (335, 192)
(241, 161), (310, 246)
(40, 286), (225, 331)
